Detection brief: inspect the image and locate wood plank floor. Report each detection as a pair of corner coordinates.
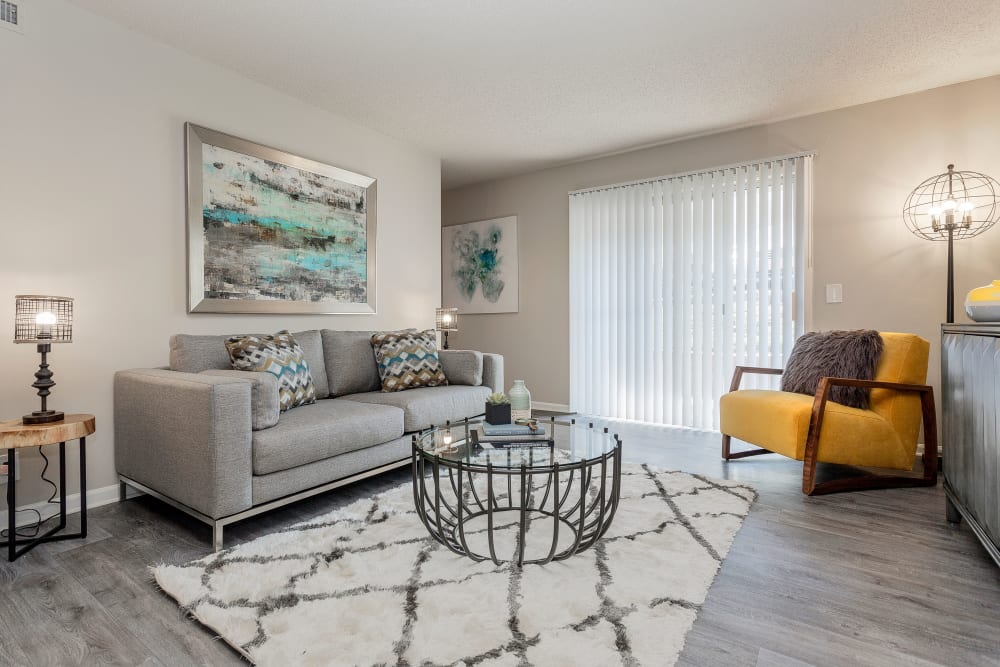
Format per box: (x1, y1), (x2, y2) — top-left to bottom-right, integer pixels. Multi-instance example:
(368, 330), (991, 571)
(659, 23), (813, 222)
(1, 422), (998, 666)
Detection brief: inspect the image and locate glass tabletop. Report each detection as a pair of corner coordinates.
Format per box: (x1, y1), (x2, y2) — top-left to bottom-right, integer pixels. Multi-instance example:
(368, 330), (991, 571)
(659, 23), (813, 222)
(414, 417), (618, 469)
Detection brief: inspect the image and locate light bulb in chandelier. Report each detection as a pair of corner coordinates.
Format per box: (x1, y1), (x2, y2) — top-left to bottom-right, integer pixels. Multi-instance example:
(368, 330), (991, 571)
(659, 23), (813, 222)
(959, 201), (975, 227)
(928, 206), (942, 232)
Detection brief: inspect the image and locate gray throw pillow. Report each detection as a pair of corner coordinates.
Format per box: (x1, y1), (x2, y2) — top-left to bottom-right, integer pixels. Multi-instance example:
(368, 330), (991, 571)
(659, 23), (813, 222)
(200, 369), (280, 430)
(439, 349), (484, 386)
(780, 330), (884, 409)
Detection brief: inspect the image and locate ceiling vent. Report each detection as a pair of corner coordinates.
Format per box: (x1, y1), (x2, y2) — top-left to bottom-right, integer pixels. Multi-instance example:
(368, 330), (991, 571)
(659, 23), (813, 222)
(1, 0), (23, 34)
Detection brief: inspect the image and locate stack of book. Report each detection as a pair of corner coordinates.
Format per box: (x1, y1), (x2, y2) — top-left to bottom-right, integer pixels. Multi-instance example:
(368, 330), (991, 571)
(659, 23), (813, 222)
(474, 422), (552, 448)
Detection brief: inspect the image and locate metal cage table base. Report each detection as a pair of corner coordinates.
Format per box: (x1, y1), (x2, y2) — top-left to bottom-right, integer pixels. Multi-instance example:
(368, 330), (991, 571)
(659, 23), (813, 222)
(412, 422), (622, 566)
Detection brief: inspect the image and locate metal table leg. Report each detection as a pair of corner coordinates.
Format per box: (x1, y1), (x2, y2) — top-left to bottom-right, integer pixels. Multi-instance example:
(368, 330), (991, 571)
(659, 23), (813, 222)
(2, 438), (88, 562)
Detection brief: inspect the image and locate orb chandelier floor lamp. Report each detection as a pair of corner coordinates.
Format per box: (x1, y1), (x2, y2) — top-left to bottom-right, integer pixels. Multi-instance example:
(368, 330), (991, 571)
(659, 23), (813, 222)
(903, 164), (1000, 323)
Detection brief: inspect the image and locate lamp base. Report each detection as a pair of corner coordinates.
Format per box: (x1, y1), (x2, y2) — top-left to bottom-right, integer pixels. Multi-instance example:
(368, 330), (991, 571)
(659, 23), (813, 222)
(23, 410), (65, 425)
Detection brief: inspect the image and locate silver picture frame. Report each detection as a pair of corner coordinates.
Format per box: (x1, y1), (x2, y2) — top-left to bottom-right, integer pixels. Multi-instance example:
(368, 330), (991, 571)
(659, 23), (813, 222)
(185, 123), (377, 314)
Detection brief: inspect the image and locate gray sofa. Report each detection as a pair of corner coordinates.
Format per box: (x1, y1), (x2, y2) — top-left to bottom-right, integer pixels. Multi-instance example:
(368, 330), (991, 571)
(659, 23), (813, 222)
(114, 329), (503, 549)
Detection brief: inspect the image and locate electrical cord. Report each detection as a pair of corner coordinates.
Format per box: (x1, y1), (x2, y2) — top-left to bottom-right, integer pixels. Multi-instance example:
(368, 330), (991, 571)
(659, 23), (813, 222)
(1, 446), (61, 540)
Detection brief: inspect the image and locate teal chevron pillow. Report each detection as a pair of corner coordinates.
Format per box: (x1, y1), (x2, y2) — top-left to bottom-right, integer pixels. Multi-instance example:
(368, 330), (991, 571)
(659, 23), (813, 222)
(371, 329), (449, 392)
(225, 330), (317, 411)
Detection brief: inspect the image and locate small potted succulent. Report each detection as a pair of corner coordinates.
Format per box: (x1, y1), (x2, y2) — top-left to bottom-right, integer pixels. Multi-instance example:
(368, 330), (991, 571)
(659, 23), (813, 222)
(484, 392), (512, 425)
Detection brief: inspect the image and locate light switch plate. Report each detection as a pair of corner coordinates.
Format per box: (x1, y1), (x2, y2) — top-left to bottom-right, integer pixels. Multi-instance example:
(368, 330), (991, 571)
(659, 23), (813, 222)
(826, 284), (843, 304)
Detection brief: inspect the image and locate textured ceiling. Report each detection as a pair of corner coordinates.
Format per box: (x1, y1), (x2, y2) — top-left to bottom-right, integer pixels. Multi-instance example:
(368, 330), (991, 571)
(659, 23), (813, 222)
(69, 0), (1000, 188)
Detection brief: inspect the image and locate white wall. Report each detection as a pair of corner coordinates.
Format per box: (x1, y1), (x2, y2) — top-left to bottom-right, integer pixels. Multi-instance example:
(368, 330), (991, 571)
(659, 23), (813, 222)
(0, 1), (441, 506)
(443, 77), (1000, 415)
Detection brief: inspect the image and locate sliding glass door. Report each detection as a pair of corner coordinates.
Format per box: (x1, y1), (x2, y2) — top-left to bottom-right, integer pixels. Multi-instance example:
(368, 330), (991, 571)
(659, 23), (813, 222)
(568, 155), (811, 430)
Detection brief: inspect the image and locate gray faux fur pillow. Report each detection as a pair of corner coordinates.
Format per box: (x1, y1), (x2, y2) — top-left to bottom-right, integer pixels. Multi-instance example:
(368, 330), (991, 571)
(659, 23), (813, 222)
(780, 330), (884, 409)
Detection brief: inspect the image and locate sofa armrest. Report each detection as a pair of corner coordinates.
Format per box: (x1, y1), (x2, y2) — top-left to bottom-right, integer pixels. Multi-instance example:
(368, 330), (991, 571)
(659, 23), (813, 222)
(482, 353), (504, 394)
(438, 349), (483, 386)
(114, 369), (253, 519)
(802, 377), (938, 494)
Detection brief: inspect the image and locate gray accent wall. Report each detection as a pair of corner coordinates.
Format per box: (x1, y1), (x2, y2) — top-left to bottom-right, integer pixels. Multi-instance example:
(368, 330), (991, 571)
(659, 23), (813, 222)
(442, 75), (1000, 420)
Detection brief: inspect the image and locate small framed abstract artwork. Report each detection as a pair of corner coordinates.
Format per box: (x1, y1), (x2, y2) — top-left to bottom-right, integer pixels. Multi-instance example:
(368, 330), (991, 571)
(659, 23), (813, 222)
(442, 216), (519, 314)
(185, 123), (377, 314)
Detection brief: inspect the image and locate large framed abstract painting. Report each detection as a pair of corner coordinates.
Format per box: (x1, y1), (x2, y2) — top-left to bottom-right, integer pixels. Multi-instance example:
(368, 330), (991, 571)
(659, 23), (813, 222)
(185, 123), (377, 314)
(442, 216), (519, 314)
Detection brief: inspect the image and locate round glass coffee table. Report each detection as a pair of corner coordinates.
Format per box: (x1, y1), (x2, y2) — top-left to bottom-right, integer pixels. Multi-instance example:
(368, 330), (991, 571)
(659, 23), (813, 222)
(411, 417), (622, 566)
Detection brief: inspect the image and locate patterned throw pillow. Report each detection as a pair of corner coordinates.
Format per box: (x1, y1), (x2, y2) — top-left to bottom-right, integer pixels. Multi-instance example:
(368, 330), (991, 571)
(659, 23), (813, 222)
(371, 329), (449, 393)
(225, 330), (317, 412)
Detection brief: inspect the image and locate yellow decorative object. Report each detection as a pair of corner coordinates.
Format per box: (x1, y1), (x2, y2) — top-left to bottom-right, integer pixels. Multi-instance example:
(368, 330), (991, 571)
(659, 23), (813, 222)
(965, 280), (1000, 322)
(719, 332), (937, 495)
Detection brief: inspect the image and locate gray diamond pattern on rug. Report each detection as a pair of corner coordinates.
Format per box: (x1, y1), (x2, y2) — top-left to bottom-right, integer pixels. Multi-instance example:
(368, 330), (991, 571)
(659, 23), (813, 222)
(154, 464), (756, 666)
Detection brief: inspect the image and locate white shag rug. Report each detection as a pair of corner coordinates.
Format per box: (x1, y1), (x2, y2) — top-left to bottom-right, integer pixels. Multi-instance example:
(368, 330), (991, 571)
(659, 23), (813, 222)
(154, 464), (756, 666)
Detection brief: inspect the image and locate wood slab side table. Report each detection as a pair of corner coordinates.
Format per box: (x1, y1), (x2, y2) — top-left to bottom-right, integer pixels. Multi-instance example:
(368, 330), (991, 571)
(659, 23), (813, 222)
(0, 413), (95, 562)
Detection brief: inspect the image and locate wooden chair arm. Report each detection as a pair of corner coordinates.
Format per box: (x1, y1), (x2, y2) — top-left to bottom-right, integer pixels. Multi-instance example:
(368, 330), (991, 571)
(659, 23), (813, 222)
(803, 376), (938, 494)
(729, 366), (783, 392)
(814, 377), (934, 395)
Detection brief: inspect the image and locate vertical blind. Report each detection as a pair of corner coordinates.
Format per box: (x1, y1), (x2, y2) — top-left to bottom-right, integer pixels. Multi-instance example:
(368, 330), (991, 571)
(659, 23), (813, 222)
(568, 155), (812, 431)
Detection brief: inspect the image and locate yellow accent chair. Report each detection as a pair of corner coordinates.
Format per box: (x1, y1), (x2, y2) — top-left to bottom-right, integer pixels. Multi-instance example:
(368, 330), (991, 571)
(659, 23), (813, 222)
(719, 332), (938, 495)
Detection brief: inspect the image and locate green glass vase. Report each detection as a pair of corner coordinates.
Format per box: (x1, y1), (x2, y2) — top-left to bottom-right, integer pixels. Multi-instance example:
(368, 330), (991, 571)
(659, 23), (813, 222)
(509, 380), (531, 422)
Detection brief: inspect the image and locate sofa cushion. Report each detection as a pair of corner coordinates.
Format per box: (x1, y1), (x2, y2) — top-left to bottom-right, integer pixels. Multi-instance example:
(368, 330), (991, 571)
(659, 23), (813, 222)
(482, 353), (504, 394)
(371, 329), (448, 392)
(252, 399), (404, 475)
(720, 389), (909, 469)
(170, 330), (330, 398)
(169, 333), (230, 372)
(225, 331), (317, 412)
(439, 349), (483, 386)
(252, 436), (411, 505)
(287, 330), (329, 399)
(201, 370), (280, 431)
(339, 385), (491, 432)
(322, 330), (383, 397)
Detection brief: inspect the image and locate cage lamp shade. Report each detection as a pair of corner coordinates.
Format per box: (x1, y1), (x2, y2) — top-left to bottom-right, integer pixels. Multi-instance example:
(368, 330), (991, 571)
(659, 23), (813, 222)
(435, 307), (459, 332)
(14, 295), (74, 344)
(903, 164), (1000, 241)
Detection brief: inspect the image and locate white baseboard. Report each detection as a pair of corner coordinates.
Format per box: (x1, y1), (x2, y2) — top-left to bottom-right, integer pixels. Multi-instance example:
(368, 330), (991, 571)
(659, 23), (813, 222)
(915, 442), (941, 457)
(532, 401), (571, 413)
(0, 481), (141, 529)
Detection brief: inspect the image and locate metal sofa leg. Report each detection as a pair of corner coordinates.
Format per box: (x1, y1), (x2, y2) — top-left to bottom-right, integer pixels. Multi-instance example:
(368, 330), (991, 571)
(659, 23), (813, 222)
(119, 480), (128, 503)
(213, 522), (224, 552)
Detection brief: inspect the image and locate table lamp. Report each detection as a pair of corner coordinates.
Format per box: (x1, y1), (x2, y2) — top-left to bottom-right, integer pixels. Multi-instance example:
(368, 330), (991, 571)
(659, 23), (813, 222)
(14, 295), (74, 424)
(435, 307), (458, 350)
